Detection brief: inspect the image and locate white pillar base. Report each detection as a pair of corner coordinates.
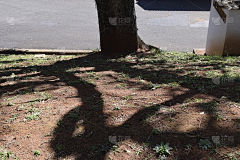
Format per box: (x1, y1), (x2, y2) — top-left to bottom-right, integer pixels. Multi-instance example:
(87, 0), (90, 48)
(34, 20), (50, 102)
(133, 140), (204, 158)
(206, 0), (240, 56)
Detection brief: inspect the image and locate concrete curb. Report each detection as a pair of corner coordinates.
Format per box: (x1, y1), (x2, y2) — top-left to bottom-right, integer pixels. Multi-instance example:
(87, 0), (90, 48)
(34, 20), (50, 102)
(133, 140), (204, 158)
(193, 48), (206, 55)
(0, 49), (95, 55)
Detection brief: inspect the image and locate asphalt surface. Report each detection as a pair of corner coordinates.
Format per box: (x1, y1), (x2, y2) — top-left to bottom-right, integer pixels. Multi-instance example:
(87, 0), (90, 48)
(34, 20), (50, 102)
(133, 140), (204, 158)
(0, 0), (211, 52)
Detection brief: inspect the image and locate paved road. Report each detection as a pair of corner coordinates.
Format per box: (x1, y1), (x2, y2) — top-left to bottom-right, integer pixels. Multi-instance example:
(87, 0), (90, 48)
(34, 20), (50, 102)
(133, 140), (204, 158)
(0, 0), (211, 52)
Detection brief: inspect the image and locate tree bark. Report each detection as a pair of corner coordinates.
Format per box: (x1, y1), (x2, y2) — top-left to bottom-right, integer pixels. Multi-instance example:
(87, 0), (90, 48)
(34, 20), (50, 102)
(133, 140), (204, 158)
(95, 0), (146, 54)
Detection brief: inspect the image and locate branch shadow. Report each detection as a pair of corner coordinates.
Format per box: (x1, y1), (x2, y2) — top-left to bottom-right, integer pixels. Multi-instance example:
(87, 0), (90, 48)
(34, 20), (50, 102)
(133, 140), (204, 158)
(47, 53), (240, 159)
(1, 52), (239, 159)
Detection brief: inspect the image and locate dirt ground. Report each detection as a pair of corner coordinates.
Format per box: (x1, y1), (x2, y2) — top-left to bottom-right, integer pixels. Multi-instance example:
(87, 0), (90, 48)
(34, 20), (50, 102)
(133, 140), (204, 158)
(0, 51), (240, 160)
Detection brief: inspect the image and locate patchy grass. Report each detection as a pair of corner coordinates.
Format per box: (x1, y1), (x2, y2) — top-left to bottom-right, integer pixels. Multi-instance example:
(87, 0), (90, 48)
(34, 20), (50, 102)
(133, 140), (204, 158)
(0, 146), (19, 160)
(0, 51), (240, 159)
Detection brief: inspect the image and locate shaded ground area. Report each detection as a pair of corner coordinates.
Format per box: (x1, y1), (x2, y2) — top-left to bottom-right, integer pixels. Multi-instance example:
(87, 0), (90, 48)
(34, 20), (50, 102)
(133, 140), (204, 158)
(136, 0), (211, 11)
(0, 51), (240, 159)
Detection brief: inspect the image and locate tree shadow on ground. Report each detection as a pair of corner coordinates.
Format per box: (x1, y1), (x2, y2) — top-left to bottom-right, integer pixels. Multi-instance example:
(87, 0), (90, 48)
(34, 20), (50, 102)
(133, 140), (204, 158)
(136, 0), (211, 11)
(0, 52), (239, 159)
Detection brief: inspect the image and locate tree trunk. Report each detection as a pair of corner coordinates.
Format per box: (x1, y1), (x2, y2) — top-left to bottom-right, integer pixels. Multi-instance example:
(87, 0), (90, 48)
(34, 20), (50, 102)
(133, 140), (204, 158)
(95, 0), (146, 54)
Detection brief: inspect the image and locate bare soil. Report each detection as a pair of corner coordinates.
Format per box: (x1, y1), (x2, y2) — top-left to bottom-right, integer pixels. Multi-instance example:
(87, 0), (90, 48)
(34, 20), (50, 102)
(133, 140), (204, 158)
(0, 52), (240, 160)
